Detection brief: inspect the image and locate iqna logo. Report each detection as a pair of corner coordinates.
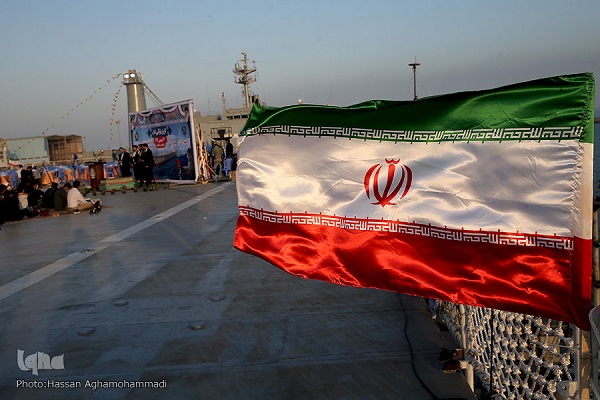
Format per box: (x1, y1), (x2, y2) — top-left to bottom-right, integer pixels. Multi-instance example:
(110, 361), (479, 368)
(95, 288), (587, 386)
(17, 349), (64, 376)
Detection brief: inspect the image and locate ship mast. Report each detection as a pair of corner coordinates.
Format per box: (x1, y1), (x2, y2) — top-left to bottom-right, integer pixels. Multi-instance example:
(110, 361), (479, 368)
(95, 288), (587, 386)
(233, 52), (257, 108)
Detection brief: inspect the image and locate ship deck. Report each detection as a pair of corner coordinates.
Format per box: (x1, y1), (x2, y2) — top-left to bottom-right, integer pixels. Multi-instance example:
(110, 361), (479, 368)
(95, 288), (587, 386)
(0, 181), (476, 399)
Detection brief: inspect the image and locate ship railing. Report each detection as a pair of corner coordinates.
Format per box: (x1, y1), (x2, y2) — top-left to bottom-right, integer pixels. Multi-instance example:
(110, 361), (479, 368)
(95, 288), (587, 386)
(436, 302), (595, 399)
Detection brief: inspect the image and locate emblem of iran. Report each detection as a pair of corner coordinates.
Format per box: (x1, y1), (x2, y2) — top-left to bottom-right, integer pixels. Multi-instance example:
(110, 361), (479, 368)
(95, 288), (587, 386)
(364, 159), (412, 207)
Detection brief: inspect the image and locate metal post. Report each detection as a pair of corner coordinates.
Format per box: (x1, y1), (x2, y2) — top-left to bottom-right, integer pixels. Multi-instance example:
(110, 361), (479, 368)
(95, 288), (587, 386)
(489, 309), (495, 396)
(459, 305), (475, 391)
(573, 326), (592, 399)
(590, 308), (600, 398)
(408, 57), (420, 101)
(116, 120), (121, 149)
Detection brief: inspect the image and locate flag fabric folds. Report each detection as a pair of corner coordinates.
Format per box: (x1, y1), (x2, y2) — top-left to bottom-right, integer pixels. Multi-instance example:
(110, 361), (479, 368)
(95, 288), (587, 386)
(234, 73), (595, 329)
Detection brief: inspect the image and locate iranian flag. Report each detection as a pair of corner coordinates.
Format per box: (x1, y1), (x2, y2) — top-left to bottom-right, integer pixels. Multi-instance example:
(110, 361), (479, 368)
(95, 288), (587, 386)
(234, 73), (595, 329)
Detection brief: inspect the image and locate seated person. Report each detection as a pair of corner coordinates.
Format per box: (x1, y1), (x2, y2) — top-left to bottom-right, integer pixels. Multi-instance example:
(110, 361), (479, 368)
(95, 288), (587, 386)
(43, 182), (59, 209)
(27, 182), (44, 208)
(67, 180), (93, 213)
(16, 184), (38, 218)
(0, 184), (24, 222)
(54, 183), (69, 212)
(223, 155), (233, 177)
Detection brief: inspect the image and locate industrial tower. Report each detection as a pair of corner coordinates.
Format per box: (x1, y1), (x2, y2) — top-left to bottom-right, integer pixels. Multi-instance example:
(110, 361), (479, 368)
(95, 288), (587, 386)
(122, 70), (147, 114)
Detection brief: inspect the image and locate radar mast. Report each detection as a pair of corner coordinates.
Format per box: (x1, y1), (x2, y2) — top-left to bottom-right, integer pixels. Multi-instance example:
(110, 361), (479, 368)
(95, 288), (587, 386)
(233, 52), (257, 108)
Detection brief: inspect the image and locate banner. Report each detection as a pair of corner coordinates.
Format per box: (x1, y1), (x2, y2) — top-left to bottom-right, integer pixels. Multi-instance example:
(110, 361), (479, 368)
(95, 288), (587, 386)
(234, 73), (595, 329)
(129, 100), (197, 180)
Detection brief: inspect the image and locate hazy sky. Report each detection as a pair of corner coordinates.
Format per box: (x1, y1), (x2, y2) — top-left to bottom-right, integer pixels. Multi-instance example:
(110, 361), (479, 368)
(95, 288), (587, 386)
(1, 0), (599, 150)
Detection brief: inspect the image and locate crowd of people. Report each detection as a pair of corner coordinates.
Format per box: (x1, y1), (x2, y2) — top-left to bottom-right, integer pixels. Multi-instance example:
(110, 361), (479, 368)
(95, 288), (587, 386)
(130, 143), (155, 186)
(210, 139), (237, 180)
(114, 143), (155, 186)
(0, 165), (100, 225)
(0, 143), (159, 225)
(0, 166), (44, 223)
(1, 140), (234, 226)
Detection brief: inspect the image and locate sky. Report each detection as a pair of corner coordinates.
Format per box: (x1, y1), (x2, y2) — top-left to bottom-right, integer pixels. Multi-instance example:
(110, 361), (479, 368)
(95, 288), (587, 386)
(1, 0), (599, 151)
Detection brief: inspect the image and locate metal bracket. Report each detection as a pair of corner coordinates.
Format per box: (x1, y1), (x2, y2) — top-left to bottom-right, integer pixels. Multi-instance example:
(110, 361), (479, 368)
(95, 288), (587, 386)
(556, 381), (577, 397)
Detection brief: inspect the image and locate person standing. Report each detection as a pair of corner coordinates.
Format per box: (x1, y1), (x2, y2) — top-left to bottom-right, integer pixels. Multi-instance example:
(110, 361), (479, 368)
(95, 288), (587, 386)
(210, 141), (224, 169)
(32, 167), (42, 185)
(139, 143), (155, 186)
(230, 153), (237, 182)
(225, 138), (233, 159)
(20, 166), (33, 186)
(118, 147), (132, 177)
(131, 145), (141, 183)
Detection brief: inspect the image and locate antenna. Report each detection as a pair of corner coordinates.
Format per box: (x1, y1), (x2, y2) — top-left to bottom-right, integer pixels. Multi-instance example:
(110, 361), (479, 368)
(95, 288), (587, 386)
(221, 91), (227, 111)
(408, 57), (420, 101)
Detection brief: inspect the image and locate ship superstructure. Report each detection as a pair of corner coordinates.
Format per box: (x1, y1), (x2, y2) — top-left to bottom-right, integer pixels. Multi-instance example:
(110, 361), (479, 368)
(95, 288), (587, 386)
(195, 53), (259, 151)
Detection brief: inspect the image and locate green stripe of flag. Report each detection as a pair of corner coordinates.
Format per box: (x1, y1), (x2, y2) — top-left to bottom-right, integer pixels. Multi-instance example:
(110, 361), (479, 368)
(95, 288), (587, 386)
(242, 73), (595, 143)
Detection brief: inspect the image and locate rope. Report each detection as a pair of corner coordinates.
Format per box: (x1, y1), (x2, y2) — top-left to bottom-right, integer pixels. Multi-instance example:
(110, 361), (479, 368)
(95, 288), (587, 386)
(41, 73), (122, 136)
(108, 86), (123, 150)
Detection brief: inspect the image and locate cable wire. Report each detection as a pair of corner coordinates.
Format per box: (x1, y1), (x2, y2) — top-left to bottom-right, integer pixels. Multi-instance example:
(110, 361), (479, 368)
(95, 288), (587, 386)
(398, 294), (440, 400)
(143, 83), (165, 107)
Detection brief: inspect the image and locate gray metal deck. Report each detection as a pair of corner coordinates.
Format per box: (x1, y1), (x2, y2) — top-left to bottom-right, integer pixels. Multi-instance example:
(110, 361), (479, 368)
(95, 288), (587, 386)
(0, 182), (476, 399)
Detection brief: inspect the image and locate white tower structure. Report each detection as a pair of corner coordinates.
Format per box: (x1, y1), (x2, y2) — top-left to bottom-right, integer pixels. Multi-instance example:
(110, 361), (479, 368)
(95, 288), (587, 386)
(122, 70), (147, 114)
